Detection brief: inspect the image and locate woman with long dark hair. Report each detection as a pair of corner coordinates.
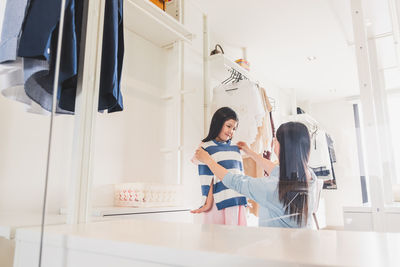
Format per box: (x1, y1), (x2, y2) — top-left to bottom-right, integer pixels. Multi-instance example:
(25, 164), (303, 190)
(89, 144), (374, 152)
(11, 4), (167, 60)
(195, 121), (317, 228)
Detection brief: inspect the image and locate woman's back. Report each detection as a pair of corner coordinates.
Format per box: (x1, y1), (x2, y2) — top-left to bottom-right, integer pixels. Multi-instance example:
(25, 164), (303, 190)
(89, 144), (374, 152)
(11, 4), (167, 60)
(222, 166), (317, 228)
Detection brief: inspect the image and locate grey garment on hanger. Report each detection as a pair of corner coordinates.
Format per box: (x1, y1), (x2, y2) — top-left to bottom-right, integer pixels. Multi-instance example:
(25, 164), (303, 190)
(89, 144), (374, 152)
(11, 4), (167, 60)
(326, 133), (336, 163)
(24, 58), (73, 114)
(0, 0), (29, 63)
(0, 0), (27, 91)
(0, 59), (23, 90)
(0, 0), (48, 115)
(0, 59), (51, 115)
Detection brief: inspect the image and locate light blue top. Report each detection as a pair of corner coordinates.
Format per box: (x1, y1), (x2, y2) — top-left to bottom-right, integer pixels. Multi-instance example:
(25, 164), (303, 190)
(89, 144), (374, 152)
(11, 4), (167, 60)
(223, 166), (317, 228)
(0, 0), (29, 63)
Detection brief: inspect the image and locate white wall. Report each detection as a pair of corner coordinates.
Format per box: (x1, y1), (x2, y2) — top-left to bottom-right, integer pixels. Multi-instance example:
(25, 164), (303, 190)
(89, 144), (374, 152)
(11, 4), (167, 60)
(302, 99), (364, 227)
(0, 97), (74, 214)
(91, 28), (178, 206)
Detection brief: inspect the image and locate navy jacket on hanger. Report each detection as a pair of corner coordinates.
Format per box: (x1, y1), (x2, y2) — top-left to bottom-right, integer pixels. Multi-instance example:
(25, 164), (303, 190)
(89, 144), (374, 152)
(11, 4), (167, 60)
(17, 0), (124, 113)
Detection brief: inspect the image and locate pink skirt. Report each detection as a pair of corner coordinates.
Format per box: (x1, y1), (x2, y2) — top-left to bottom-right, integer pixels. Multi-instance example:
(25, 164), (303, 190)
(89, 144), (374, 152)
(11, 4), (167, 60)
(203, 202), (247, 226)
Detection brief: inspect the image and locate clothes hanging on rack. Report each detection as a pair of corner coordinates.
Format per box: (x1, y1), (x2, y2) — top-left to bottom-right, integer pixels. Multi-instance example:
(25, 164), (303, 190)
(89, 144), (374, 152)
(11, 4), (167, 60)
(212, 80), (265, 145)
(18, 0), (76, 114)
(0, 0), (124, 114)
(0, 0), (45, 113)
(97, 0), (124, 112)
(326, 134), (336, 163)
(309, 129), (338, 189)
(250, 86), (273, 154)
(309, 129), (332, 174)
(286, 113), (338, 189)
(0, 0), (28, 63)
(261, 111), (276, 176)
(324, 133), (337, 189)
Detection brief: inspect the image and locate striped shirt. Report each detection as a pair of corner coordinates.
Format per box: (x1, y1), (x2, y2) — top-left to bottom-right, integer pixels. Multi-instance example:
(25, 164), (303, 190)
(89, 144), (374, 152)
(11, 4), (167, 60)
(198, 140), (247, 210)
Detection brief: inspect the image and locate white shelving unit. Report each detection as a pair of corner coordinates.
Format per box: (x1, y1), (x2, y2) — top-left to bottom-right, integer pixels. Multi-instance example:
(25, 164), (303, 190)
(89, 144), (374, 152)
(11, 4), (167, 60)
(125, 0), (193, 47)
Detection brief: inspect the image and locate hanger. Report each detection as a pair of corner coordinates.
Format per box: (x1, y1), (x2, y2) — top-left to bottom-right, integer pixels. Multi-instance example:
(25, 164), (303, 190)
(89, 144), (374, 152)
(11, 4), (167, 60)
(222, 68), (234, 84)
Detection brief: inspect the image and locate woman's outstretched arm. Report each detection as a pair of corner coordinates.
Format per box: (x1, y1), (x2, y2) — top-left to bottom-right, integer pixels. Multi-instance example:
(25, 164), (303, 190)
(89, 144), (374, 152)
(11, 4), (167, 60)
(195, 147), (228, 181)
(237, 141), (277, 175)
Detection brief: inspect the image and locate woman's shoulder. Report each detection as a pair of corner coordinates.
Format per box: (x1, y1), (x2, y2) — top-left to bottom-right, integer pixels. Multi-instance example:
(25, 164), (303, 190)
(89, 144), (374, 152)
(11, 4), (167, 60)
(268, 165), (280, 178)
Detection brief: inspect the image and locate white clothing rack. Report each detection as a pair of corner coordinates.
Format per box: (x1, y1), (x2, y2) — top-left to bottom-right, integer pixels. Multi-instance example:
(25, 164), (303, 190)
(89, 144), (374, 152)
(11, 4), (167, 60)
(208, 53), (253, 83)
(288, 113), (319, 126)
(286, 113), (320, 135)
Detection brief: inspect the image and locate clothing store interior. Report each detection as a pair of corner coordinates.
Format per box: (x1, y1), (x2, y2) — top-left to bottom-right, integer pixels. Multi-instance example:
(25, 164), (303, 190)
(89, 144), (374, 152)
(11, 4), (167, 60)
(1, 0), (400, 266)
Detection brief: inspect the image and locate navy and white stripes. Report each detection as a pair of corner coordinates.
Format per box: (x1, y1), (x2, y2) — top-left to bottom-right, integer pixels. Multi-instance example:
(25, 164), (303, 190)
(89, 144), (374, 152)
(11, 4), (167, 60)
(198, 140), (247, 210)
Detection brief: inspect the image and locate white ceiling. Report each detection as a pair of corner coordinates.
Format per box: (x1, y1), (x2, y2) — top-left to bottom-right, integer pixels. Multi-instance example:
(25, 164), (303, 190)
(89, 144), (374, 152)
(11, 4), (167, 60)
(195, 0), (399, 103)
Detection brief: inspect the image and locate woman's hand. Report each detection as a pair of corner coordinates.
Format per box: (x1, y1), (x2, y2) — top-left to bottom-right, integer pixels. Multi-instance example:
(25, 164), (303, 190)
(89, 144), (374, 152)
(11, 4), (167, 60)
(195, 147), (212, 164)
(191, 143), (204, 165)
(237, 141), (250, 154)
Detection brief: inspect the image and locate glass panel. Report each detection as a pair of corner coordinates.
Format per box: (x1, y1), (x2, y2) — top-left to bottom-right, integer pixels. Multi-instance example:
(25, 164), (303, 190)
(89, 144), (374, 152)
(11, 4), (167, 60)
(0, 0), (71, 266)
(387, 93), (400, 185)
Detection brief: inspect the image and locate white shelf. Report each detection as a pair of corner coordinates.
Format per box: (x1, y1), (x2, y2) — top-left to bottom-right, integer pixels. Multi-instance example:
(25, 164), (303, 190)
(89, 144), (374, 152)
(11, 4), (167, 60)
(91, 206), (190, 217)
(0, 212), (66, 239)
(125, 0), (193, 47)
(208, 54), (253, 82)
(343, 205), (373, 213)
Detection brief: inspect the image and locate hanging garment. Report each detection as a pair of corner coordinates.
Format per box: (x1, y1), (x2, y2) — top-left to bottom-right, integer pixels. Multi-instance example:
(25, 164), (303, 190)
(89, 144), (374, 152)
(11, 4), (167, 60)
(0, 60), (23, 91)
(198, 140), (247, 210)
(0, 0), (50, 114)
(58, 0), (125, 112)
(212, 80), (265, 145)
(262, 111), (276, 175)
(324, 133), (337, 189)
(17, 0), (124, 114)
(297, 107), (306, 114)
(0, 0), (27, 98)
(97, 0), (124, 112)
(311, 166), (331, 177)
(308, 129), (333, 180)
(0, 0), (29, 63)
(326, 133), (336, 163)
(250, 86), (273, 154)
(17, 0), (77, 114)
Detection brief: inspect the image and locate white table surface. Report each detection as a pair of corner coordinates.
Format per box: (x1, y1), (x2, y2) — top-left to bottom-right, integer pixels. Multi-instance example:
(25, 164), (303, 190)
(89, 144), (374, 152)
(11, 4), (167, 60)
(15, 219), (400, 267)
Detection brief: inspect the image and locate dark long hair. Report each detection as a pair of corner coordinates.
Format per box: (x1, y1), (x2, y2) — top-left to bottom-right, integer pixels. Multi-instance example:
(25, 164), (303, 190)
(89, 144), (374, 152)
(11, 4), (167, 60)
(276, 122), (311, 226)
(202, 107), (238, 142)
